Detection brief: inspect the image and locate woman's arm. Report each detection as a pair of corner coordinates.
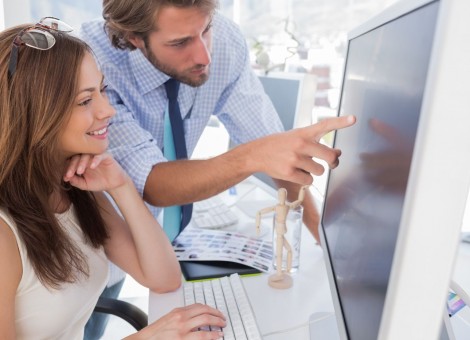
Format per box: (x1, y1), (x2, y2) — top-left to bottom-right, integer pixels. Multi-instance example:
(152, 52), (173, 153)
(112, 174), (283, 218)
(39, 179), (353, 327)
(64, 154), (228, 338)
(64, 153), (181, 292)
(0, 219), (21, 339)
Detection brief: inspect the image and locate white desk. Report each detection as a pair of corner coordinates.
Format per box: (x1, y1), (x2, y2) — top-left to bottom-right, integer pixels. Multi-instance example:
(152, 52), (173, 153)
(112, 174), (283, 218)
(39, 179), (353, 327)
(148, 178), (470, 339)
(149, 222), (333, 339)
(149, 177), (333, 339)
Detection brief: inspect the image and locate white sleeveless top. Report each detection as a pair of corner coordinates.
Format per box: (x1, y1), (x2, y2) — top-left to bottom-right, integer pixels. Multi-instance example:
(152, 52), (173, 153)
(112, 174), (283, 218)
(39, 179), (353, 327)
(0, 206), (109, 340)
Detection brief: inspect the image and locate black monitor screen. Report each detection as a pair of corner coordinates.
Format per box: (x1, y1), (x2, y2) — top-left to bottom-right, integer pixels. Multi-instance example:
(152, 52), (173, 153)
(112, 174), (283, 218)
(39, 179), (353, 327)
(321, 2), (439, 339)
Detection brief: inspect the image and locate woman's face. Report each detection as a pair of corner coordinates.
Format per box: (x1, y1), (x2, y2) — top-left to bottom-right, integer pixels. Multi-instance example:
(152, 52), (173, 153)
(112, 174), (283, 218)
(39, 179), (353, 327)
(59, 52), (115, 159)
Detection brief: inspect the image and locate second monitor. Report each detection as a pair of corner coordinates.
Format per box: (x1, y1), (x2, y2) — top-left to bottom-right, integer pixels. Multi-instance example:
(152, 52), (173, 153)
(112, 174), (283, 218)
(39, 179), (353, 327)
(252, 71), (317, 194)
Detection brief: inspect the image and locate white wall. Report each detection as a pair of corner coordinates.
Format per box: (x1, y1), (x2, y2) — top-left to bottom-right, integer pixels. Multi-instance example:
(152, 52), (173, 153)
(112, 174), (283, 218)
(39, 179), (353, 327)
(0, 0), (4, 30)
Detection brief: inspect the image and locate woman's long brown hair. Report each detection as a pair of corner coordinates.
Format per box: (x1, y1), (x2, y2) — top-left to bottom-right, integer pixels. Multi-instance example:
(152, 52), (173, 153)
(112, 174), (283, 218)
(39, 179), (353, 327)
(0, 25), (109, 289)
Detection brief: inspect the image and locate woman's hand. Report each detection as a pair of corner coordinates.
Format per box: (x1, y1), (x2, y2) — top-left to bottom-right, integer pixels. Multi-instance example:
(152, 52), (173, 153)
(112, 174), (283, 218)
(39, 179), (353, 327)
(128, 303), (226, 340)
(63, 153), (128, 192)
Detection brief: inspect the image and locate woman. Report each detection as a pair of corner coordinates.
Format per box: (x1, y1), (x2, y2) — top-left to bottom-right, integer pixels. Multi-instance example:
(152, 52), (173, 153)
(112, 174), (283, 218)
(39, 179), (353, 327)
(0, 18), (225, 339)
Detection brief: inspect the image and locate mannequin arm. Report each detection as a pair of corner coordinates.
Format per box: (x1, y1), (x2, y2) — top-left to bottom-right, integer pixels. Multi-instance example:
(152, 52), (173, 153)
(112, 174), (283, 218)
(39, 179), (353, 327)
(255, 206), (276, 236)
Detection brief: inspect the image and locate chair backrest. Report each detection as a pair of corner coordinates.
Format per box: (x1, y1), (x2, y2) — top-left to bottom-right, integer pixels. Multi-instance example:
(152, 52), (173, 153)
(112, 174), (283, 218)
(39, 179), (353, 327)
(93, 297), (148, 331)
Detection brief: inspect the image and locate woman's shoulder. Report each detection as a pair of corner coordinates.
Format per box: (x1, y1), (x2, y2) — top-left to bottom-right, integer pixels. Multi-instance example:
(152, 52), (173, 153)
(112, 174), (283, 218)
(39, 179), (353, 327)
(0, 208), (22, 285)
(0, 208), (19, 240)
(0, 209), (16, 240)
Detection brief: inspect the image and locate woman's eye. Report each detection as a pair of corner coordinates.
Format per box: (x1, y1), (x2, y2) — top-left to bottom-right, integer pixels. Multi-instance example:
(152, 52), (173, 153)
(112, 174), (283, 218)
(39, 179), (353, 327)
(78, 99), (92, 107)
(100, 84), (109, 93)
(203, 23), (212, 34)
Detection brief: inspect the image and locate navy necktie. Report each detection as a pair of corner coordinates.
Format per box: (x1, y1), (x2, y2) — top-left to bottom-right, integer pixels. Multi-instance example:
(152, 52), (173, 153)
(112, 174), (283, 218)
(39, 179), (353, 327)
(164, 79), (193, 234)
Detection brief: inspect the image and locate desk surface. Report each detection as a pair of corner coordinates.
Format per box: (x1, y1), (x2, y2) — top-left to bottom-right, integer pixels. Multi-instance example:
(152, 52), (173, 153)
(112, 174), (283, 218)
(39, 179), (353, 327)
(148, 177), (470, 339)
(149, 220), (333, 339)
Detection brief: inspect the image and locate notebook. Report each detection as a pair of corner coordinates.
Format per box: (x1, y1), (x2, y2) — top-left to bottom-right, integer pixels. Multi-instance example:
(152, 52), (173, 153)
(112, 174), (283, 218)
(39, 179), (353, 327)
(180, 260), (260, 281)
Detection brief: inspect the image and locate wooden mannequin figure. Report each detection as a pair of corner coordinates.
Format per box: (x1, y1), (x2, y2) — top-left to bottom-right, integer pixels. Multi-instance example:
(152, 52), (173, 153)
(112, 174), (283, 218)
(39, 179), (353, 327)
(255, 185), (309, 289)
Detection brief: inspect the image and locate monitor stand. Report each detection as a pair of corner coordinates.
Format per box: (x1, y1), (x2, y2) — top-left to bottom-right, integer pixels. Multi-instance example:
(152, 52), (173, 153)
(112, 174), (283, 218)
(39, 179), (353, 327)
(309, 312), (340, 340)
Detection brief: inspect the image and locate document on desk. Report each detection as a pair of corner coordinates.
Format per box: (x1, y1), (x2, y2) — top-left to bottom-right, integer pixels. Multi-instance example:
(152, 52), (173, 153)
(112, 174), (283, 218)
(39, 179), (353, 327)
(173, 227), (273, 273)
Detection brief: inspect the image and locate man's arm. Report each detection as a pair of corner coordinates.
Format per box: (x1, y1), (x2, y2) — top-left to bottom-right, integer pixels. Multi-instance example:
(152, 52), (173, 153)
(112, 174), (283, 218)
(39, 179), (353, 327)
(144, 115), (356, 209)
(144, 147), (250, 206)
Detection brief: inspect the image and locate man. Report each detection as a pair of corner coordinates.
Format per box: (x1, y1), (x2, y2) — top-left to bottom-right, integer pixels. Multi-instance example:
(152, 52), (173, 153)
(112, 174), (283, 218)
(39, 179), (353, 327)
(80, 0), (355, 337)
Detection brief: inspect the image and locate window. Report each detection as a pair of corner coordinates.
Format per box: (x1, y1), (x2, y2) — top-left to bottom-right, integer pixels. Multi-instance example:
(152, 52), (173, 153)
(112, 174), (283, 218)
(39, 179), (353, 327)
(218, 0), (398, 118)
(2, 0), (101, 29)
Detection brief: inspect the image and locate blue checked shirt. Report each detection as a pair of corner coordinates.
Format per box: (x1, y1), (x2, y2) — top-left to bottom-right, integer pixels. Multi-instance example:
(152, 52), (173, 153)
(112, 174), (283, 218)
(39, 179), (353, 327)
(80, 13), (284, 219)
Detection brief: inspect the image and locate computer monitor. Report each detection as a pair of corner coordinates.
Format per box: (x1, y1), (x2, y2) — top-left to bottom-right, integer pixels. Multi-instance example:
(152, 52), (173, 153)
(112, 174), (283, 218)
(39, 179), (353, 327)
(252, 72), (317, 194)
(318, 0), (470, 339)
(258, 72), (316, 131)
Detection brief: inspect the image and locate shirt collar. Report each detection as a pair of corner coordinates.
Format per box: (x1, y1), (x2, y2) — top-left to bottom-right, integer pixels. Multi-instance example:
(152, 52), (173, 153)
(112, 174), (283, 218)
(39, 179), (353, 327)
(129, 49), (170, 95)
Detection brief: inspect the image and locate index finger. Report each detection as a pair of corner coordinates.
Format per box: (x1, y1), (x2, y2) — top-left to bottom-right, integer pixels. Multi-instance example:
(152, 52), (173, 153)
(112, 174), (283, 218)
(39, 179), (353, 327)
(307, 115), (356, 141)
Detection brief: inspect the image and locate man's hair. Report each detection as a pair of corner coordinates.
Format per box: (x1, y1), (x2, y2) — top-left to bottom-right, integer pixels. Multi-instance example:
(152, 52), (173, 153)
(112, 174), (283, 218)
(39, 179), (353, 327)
(103, 0), (219, 50)
(0, 25), (108, 288)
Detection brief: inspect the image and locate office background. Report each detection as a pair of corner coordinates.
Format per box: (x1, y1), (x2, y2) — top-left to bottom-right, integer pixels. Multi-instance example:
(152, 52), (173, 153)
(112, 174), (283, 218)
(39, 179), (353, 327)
(2, 0), (470, 338)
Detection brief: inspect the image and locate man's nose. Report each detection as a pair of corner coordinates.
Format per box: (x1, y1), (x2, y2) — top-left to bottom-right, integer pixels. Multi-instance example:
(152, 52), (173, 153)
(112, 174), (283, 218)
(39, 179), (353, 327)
(192, 37), (211, 66)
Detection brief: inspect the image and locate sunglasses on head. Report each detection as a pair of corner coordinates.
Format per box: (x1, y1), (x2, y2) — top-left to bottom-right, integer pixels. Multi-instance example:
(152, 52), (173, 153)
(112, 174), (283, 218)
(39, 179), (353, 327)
(8, 17), (73, 80)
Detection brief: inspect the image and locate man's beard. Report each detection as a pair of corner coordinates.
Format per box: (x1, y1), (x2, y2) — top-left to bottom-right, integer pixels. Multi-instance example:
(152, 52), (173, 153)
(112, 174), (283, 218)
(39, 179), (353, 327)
(146, 48), (209, 87)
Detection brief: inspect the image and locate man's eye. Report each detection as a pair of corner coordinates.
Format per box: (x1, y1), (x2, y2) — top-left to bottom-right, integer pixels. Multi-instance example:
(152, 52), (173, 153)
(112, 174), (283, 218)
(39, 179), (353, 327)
(172, 40), (188, 47)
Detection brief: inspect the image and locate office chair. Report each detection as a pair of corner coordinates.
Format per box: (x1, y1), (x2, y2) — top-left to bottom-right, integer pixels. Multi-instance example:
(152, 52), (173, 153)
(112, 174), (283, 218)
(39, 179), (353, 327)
(93, 297), (148, 331)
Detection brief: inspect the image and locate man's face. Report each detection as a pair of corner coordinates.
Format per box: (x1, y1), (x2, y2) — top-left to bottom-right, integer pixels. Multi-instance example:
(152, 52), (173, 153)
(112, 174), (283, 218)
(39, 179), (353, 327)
(135, 6), (213, 87)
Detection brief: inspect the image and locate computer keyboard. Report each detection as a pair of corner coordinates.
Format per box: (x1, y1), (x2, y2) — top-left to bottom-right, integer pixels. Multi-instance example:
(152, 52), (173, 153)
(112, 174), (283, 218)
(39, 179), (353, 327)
(183, 273), (262, 340)
(194, 195), (227, 212)
(193, 196), (239, 229)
